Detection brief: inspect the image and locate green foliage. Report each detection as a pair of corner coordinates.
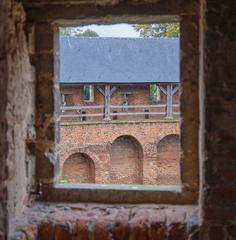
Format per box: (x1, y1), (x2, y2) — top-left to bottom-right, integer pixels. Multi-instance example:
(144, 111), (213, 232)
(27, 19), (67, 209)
(77, 29), (99, 37)
(60, 27), (82, 36)
(133, 23), (180, 38)
(59, 179), (71, 184)
(60, 27), (99, 37)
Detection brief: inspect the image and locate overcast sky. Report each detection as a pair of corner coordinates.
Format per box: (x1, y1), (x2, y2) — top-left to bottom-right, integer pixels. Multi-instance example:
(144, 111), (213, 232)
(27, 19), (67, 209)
(77, 24), (140, 38)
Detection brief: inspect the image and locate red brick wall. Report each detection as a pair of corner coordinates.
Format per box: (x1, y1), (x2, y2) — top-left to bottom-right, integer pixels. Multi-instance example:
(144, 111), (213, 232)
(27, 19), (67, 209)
(62, 153), (95, 183)
(59, 122), (180, 185)
(110, 136), (142, 184)
(156, 135), (181, 185)
(17, 204), (200, 240)
(15, 204), (199, 240)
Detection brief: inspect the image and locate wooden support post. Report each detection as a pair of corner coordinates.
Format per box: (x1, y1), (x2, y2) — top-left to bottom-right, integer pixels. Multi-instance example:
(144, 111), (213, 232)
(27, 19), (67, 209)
(104, 85), (111, 121)
(166, 84), (173, 119)
(96, 85), (117, 121)
(159, 86), (167, 95)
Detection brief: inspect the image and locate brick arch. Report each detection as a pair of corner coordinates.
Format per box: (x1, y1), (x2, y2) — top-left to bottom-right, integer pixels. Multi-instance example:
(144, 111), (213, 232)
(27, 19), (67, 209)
(60, 147), (100, 170)
(61, 152), (95, 183)
(156, 134), (181, 185)
(110, 135), (143, 184)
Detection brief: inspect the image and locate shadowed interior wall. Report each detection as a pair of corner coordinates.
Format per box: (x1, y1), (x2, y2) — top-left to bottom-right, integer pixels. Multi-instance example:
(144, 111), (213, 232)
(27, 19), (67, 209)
(62, 153), (95, 183)
(156, 135), (180, 185)
(0, 0), (35, 237)
(200, 0), (236, 238)
(110, 136), (142, 184)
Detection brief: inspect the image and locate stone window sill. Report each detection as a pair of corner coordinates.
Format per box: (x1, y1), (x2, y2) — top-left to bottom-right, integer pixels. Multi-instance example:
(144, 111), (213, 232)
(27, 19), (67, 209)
(14, 203), (199, 240)
(40, 183), (197, 204)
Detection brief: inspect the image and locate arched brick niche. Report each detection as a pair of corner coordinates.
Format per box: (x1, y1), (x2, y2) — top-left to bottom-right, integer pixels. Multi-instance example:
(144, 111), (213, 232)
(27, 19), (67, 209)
(156, 134), (181, 185)
(110, 135), (143, 184)
(61, 153), (95, 183)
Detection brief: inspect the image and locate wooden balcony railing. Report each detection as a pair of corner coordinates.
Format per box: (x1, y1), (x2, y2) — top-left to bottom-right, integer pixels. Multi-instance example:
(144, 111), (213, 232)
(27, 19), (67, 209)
(60, 104), (180, 121)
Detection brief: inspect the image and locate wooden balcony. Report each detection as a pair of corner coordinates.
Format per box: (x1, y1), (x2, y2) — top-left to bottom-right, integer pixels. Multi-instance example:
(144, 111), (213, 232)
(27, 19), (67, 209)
(60, 103), (180, 122)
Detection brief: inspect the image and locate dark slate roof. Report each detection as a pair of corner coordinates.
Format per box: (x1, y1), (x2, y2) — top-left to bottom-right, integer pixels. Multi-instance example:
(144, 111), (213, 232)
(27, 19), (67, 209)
(59, 37), (180, 84)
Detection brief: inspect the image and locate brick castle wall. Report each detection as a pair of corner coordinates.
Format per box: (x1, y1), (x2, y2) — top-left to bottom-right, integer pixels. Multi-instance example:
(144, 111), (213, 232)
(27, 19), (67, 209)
(59, 122), (180, 185)
(110, 136), (142, 184)
(62, 153), (95, 183)
(15, 204), (199, 240)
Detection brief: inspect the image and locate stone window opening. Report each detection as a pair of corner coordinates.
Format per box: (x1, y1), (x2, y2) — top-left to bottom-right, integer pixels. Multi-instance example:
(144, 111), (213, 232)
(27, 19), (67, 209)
(3, 1), (235, 239)
(58, 23), (182, 188)
(32, 10), (199, 203)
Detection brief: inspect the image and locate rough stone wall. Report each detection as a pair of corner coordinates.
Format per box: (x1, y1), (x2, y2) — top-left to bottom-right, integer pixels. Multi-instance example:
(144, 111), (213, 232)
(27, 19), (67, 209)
(23, 0), (199, 202)
(0, 2), (9, 237)
(60, 84), (180, 122)
(3, 0), (236, 238)
(200, 0), (236, 238)
(60, 122), (180, 185)
(14, 203), (199, 240)
(0, 0), (35, 238)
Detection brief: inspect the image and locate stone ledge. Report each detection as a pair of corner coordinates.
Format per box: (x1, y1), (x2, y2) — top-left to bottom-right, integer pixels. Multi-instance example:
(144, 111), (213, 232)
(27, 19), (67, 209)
(14, 203), (199, 240)
(60, 119), (180, 126)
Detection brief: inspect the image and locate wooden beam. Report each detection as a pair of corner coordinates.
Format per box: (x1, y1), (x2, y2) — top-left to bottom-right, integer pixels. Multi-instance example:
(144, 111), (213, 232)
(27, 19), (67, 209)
(61, 113), (104, 118)
(159, 86), (167, 95)
(61, 105), (103, 110)
(104, 85), (111, 121)
(96, 86), (105, 96)
(172, 84), (180, 95)
(111, 104), (166, 109)
(110, 112), (166, 116)
(60, 111), (181, 118)
(61, 104), (167, 110)
(166, 84), (173, 119)
(22, 2), (197, 22)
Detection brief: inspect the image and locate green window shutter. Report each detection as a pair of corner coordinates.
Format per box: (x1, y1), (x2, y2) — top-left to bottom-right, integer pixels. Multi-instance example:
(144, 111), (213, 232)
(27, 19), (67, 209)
(150, 84), (161, 102)
(150, 84), (157, 102)
(83, 85), (90, 101)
